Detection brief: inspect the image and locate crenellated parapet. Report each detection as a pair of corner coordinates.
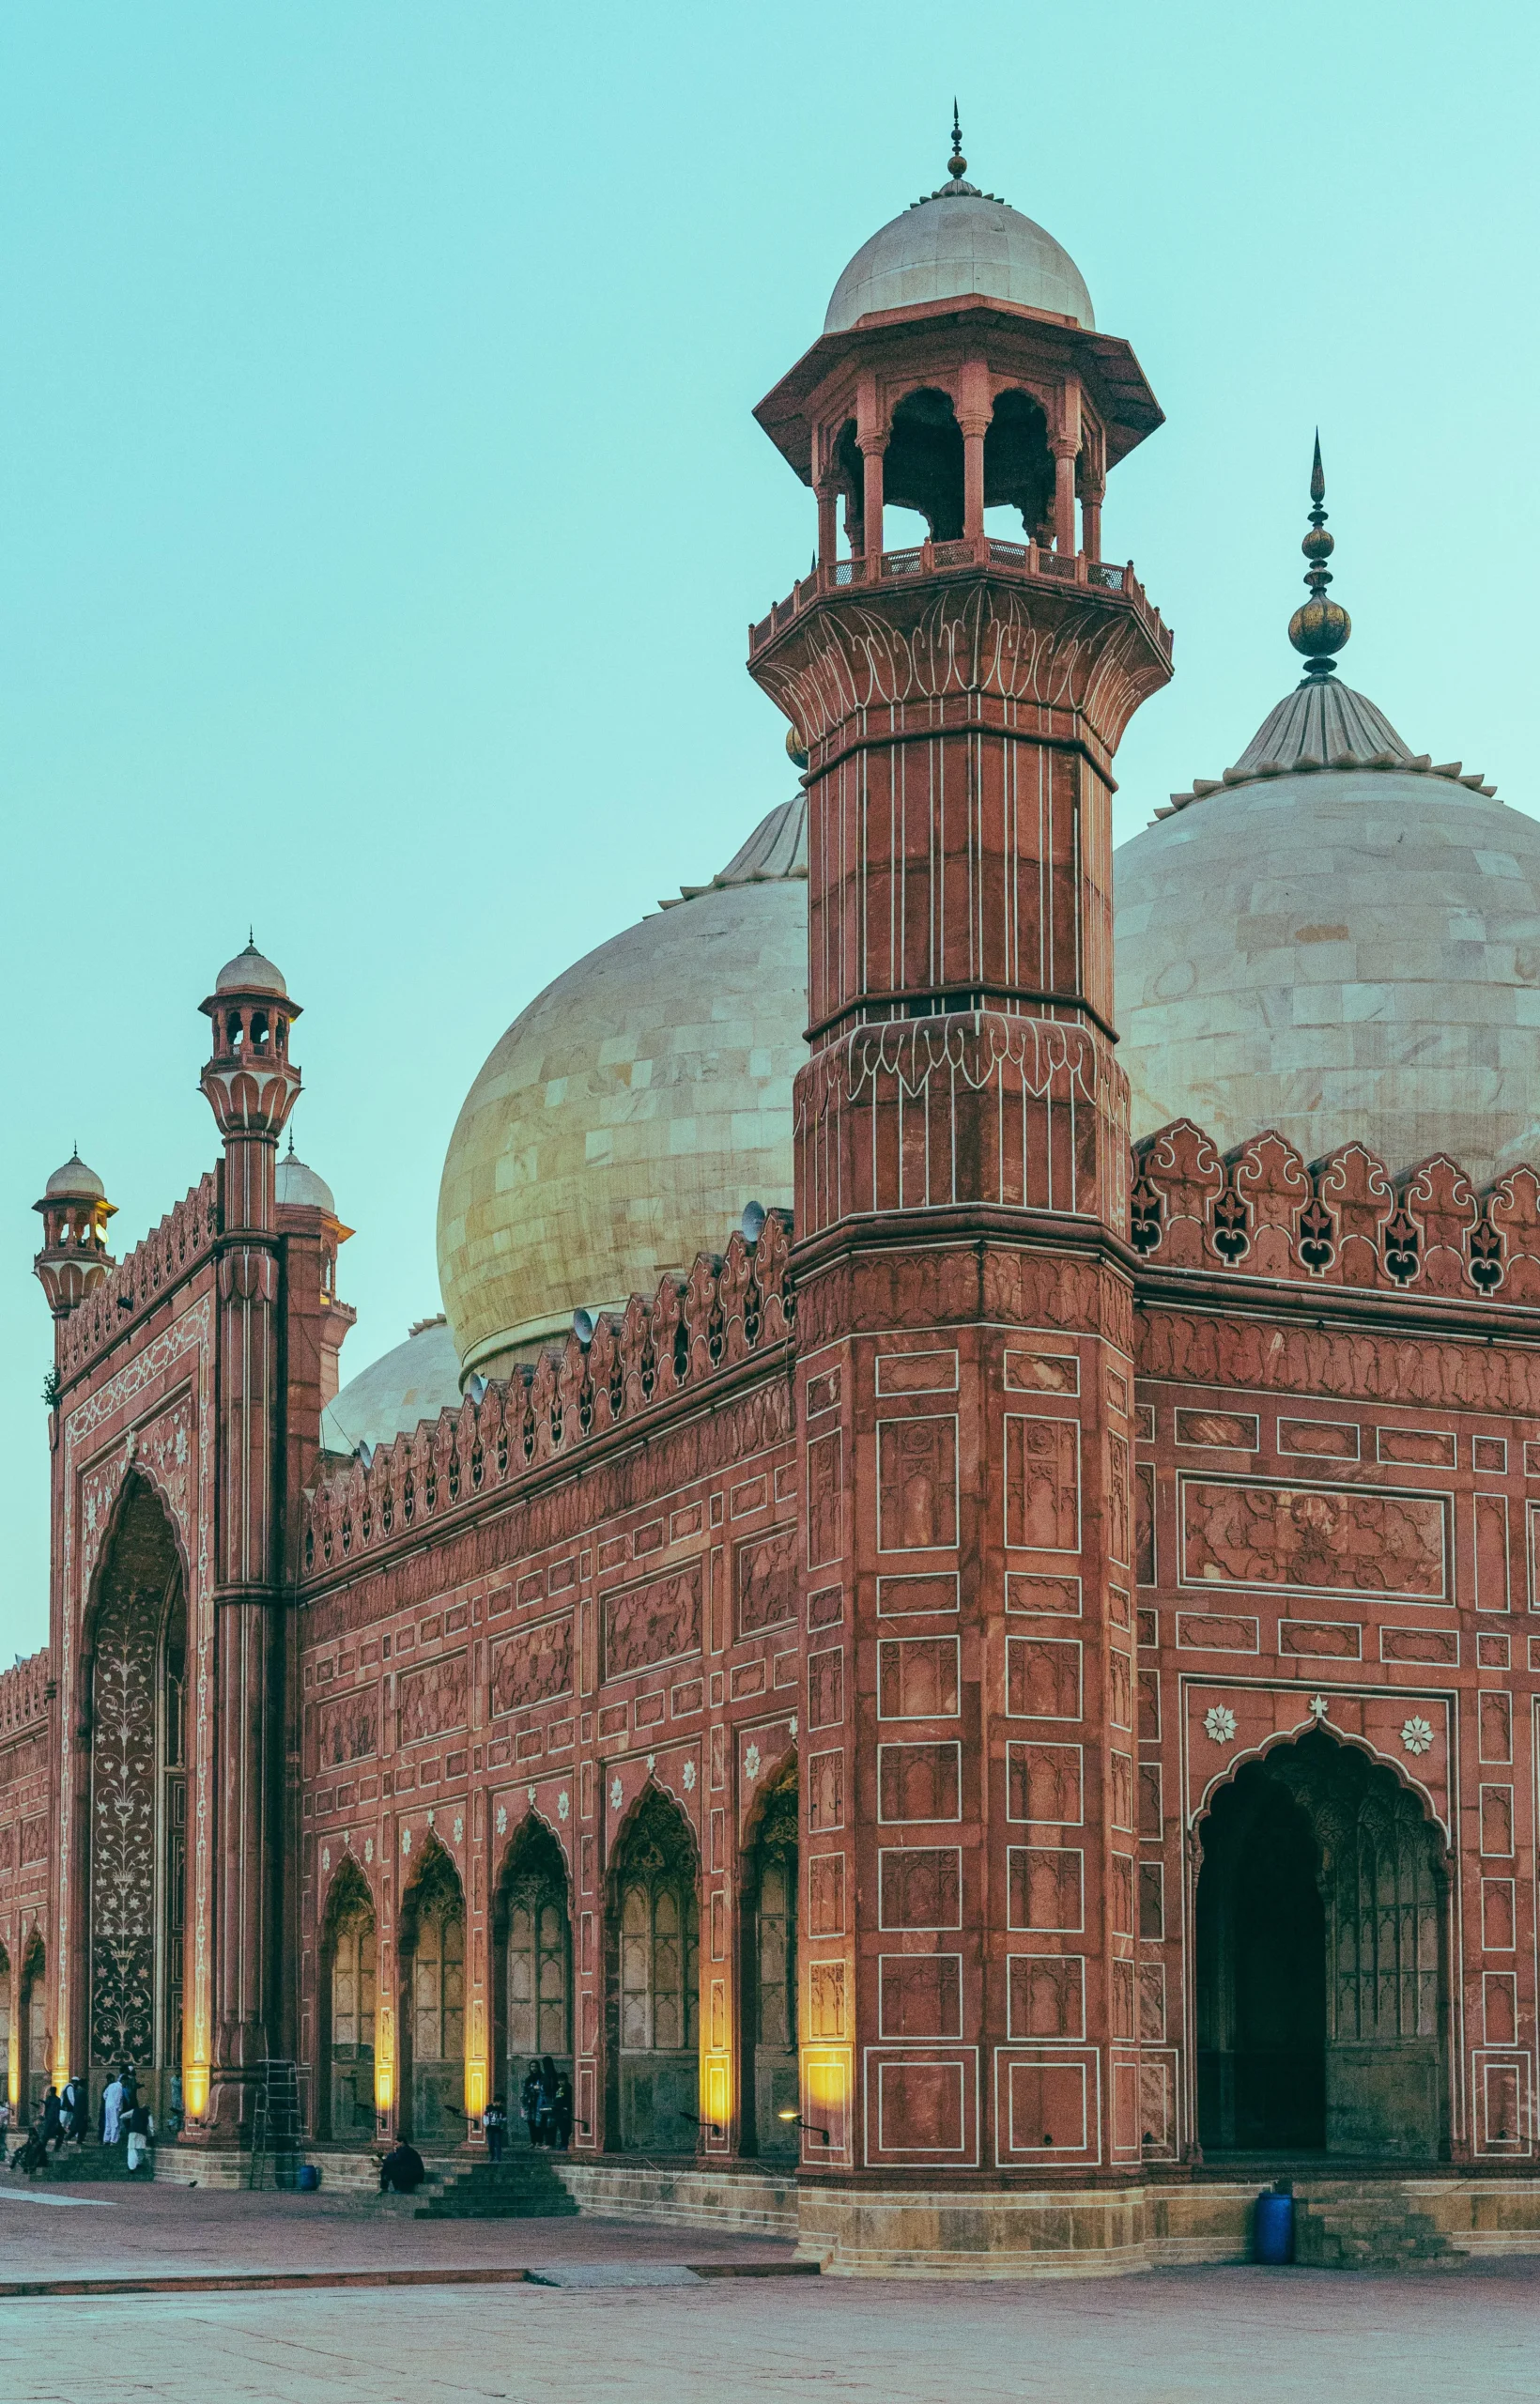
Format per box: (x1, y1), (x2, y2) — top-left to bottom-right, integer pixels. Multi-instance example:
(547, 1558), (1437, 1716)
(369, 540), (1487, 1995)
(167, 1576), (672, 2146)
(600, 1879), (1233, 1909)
(301, 1210), (794, 1578)
(1131, 1117), (1540, 1303)
(0, 1648), (50, 1737)
(55, 1175), (220, 1380)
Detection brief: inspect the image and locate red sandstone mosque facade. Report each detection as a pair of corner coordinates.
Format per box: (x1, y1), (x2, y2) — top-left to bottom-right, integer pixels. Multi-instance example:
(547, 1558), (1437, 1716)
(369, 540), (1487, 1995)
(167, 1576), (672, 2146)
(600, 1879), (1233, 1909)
(11, 134), (1540, 2263)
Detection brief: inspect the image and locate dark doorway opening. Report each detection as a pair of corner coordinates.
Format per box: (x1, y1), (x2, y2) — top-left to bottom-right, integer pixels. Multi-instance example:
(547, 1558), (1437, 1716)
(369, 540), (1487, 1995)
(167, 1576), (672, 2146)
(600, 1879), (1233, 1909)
(1195, 1730), (1446, 2159)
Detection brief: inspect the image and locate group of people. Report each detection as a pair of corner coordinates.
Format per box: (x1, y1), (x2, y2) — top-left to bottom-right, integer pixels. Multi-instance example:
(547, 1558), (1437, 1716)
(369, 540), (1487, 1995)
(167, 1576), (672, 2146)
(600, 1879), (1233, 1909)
(0, 2067), (162, 2177)
(516, 2057), (573, 2151)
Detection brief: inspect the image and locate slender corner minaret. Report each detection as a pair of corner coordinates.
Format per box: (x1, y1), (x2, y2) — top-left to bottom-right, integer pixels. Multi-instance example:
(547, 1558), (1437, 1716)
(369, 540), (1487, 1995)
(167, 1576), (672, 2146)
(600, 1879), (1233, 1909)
(196, 937), (302, 2136)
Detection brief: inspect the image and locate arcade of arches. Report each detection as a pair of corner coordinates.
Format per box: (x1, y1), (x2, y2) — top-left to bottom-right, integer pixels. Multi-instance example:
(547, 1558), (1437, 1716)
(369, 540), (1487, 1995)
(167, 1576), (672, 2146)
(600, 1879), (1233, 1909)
(1196, 1733), (1448, 2160)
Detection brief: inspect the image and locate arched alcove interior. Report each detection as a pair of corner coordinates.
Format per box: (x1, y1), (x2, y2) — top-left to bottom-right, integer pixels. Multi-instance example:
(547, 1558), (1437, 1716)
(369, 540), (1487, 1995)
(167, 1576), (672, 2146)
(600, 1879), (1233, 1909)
(398, 1842), (466, 2148)
(883, 387), (963, 542)
(606, 1787), (700, 2152)
(982, 388), (1055, 538)
(739, 1761), (798, 2159)
(1195, 1730), (1447, 2159)
(86, 1474), (186, 2116)
(19, 1934), (45, 2117)
(321, 1859), (377, 2139)
(492, 1818), (572, 2134)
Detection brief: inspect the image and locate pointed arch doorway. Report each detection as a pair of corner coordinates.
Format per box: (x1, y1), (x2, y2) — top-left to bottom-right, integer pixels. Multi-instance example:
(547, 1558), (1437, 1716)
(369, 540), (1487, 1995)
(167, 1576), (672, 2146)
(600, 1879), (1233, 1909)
(85, 1475), (188, 2121)
(1195, 1729), (1448, 2159)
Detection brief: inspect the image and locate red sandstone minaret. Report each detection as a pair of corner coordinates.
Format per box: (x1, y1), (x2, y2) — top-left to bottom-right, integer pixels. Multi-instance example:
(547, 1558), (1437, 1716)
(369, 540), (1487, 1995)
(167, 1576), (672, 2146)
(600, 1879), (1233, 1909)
(749, 126), (1173, 2178)
(33, 1154), (116, 1323)
(197, 937), (303, 2134)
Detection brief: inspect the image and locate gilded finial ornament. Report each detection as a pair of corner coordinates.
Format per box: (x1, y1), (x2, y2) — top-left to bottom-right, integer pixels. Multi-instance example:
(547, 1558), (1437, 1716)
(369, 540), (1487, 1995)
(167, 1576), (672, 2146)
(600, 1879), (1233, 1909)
(948, 100), (966, 181)
(1287, 432), (1351, 681)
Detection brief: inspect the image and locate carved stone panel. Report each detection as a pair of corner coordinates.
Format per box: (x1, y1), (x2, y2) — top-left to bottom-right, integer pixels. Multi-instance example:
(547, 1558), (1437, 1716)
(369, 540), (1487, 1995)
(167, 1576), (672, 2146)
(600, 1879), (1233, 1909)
(490, 1615), (574, 1717)
(735, 1526), (797, 1639)
(603, 1564), (702, 1681)
(396, 1653), (469, 1747)
(313, 1687), (379, 1770)
(1005, 1417), (1080, 1551)
(1180, 1478), (1449, 1602)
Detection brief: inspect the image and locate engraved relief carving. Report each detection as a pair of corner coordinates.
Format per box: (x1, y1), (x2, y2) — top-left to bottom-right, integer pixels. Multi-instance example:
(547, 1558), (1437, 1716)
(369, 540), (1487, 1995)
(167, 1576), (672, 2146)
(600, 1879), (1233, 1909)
(735, 1525), (797, 1638)
(314, 1688), (379, 1769)
(490, 1616), (574, 1717)
(603, 1565), (701, 1680)
(877, 1419), (958, 1552)
(396, 1653), (469, 1747)
(1182, 1479), (1448, 1601)
(1005, 1417), (1080, 1551)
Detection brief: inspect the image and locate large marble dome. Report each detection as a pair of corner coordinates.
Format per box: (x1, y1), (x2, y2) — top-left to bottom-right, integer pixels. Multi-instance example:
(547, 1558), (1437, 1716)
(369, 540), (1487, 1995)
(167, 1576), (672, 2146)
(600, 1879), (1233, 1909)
(1114, 675), (1539, 1185)
(436, 797), (808, 1383)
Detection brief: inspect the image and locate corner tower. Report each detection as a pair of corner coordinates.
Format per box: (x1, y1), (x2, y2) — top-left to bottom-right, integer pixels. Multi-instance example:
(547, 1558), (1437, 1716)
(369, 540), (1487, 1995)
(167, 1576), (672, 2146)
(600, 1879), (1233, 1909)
(749, 131), (1173, 2185)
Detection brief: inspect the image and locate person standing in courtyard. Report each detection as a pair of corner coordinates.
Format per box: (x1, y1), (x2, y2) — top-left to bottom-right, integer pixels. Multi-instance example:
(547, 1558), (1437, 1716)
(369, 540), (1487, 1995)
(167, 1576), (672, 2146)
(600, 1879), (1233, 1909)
(40, 2086), (64, 2154)
(125, 2098), (155, 2175)
(483, 2095), (507, 2163)
(520, 2059), (541, 2148)
(551, 2070), (573, 2151)
(537, 2056), (558, 2146)
(100, 2070), (125, 2148)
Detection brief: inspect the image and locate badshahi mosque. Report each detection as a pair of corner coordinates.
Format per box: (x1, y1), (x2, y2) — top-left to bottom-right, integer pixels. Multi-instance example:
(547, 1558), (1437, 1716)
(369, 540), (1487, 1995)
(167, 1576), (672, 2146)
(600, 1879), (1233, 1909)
(10, 133), (1540, 2269)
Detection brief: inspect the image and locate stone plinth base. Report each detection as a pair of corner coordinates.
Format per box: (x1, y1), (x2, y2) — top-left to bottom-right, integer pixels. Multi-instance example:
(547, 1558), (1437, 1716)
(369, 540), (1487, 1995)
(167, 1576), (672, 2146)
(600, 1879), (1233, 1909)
(550, 2160), (798, 2237)
(794, 2175), (1540, 2278)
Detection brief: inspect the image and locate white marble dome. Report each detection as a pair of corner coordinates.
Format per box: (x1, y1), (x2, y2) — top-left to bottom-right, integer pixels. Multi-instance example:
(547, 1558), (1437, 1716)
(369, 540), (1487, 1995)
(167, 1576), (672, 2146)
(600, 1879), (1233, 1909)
(1114, 678), (1538, 1185)
(436, 798), (808, 1383)
(322, 1316), (462, 1459)
(825, 182), (1093, 334)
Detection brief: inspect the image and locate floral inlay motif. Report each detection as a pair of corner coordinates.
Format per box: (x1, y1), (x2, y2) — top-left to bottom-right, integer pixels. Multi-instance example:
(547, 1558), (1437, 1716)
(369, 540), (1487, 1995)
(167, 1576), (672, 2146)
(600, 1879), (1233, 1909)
(745, 1743), (762, 1782)
(401, 1827), (412, 1856)
(557, 1790), (570, 1821)
(495, 1805), (507, 1837)
(682, 1760), (697, 1792)
(1203, 1706), (1237, 1747)
(1401, 1716), (1435, 1757)
(609, 1777), (624, 1811)
(453, 1815), (464, 1845)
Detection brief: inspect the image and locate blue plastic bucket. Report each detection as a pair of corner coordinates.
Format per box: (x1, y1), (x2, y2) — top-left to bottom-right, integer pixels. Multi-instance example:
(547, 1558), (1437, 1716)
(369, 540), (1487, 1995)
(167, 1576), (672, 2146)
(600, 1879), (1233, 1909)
(296, 2163), (320, 2193)
(1254, 2189), (1293, 2263)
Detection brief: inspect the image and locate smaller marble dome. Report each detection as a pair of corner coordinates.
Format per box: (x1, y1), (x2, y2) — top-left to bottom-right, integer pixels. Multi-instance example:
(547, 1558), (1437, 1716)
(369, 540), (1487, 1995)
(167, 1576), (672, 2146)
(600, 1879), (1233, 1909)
(275, 1150), (336, 1216)
(215, 939), (287, 997)
(1114, 676), (1538, 1185)
(824, 163), (1094, 334)
(437, 796), (808, 1382)
(43, 1151), (105, 1202)
(321, 1315), (462, 1459)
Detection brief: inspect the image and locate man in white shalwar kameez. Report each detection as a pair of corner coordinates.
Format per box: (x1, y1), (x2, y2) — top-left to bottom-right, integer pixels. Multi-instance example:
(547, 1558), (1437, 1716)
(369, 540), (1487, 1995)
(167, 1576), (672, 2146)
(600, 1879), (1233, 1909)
(101, 2073), (124, 2147)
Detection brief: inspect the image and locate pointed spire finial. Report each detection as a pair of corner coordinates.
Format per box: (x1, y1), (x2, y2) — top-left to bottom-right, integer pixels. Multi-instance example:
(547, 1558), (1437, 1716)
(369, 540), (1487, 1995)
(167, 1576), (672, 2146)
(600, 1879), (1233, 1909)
(947, 100), (966, 182)
(1288, 432), (1351, 682)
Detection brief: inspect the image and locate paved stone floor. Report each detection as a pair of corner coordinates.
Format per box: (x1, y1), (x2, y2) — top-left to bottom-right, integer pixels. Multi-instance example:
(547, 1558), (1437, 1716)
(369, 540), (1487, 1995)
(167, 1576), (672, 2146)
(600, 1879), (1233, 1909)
(0, 2180), (1535, 2398)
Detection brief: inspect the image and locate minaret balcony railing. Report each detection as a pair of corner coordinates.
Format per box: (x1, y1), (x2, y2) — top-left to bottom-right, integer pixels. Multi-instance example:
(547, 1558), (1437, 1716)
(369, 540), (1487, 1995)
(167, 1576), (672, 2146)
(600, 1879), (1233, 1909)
(750, 532), (1168, 658)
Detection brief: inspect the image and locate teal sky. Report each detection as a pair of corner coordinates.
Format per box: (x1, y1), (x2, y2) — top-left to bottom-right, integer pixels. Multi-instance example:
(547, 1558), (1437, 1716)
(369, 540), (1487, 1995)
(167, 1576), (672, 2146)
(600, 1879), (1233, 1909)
(3, 3), (1535, 1646)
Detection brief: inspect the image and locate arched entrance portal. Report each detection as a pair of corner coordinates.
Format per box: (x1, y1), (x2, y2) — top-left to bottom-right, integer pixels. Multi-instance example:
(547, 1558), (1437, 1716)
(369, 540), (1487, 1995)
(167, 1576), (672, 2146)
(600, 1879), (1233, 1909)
(739, 1764), (798, 2159)
(321, 1861), (377, 2138)
(86, 1476), (187, 2119)
(399, 1843), (466, 2149)
(19, 1936), (45, 2119)
(606, 1787), (700, 2152)
(1196, 1730), (1447, 2158)
(492, 1819), (571, 2137)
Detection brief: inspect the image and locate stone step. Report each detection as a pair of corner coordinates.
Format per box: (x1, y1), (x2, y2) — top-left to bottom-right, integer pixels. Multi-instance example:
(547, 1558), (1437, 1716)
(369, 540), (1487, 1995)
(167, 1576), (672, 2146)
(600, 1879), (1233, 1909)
(416, 2156), (579, 2220)
(1294, 2192), (1455, 2270)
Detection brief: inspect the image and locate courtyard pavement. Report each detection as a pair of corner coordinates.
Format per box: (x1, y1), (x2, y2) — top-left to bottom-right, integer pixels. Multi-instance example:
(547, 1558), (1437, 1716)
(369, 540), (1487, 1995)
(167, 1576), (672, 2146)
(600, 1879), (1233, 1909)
(0, 2176), (1533, 2398)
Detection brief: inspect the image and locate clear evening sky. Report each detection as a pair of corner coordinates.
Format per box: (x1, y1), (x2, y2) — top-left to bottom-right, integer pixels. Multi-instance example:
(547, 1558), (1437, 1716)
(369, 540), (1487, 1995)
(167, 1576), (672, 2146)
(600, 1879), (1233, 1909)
(2, 3), (1534, 1648)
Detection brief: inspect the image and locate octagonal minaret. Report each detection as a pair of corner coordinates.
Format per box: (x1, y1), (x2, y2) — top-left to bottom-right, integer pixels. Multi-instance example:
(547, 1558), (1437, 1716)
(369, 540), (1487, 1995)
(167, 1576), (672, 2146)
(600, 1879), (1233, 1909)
(748, 127), (1173, 2182)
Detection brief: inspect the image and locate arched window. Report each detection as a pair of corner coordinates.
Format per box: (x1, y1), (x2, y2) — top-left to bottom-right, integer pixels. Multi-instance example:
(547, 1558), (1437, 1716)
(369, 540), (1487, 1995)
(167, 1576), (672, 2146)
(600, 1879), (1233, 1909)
(496, 1819), (571, 2123)
(741, 1766), (798, 2157)
(399, 1844), (465, 2148)
(608, 1788), (700, 2152)
(324, 1863), (377, 2138)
